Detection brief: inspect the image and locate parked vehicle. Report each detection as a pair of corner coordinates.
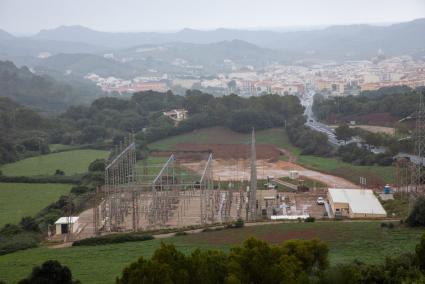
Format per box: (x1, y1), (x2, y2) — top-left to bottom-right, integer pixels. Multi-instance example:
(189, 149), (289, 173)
(317, 197), (325, 205)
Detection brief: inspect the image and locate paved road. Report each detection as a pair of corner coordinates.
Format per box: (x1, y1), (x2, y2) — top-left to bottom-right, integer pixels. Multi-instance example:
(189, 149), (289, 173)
(301, 90), (341, 146)
(300, 90), (365, 147)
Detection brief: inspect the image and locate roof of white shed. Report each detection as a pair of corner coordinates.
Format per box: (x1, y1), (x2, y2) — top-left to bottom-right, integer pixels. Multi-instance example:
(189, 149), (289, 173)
(55, 216), (79, 224)
(328, 188), (386, 215)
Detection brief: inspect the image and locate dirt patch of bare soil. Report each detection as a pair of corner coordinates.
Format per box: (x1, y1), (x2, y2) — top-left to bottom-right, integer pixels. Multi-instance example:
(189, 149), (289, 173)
(175, 143), (281, 160)
(184, 227), (319, 246)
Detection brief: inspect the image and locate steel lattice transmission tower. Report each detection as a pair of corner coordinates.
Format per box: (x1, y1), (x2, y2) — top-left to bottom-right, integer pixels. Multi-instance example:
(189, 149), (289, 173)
(247, 128), (257, 221)
(412, 91), (425, 192)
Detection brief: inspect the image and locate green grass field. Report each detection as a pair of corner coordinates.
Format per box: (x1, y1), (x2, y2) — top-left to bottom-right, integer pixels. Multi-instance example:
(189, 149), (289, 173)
(0, 150), (109, 177)
(0, 221), (423, 284)
(0, 183), (72, 227)
(298, 155), (395, 184)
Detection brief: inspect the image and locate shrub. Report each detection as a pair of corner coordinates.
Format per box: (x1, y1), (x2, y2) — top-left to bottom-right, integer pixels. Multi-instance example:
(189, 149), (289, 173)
(20, 216), (40, 232)
(175, 231), (188, 236)
(304, 217), (316, 223)
(17, 260), (80, 284)
(0, 223), (22, 236)
(88, 159), (105, 172)
(0, 232), (39, 255)
(72, 233), (153, 246)
(406, 197), (425, 227)
(234, 218), (245, 228)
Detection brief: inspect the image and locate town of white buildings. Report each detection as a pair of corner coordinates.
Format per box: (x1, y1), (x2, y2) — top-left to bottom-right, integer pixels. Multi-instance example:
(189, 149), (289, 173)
(85, 55), (425, 97)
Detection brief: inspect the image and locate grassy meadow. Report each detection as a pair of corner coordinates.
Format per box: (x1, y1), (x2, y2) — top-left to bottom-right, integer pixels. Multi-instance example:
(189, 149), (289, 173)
(0, 150), (109, 177)
(0, 183), (72, 227)
(0, 221), (423, 284)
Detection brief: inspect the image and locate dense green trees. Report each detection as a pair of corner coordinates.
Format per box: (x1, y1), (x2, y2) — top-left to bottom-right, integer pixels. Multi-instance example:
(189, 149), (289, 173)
(0, 60), (104, 113)
(116, 237), (329, 284)
(60, 90), (332, 155)
(0, 97), (57, 164)
(116, 233), (425, 284)
(335, 125), (355, 143)
(313, 86), (423, 123)
(337, 143), (393, 166)
(18, 260), (80, 284)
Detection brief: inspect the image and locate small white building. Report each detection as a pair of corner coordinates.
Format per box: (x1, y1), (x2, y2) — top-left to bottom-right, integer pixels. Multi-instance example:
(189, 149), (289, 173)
(327, 188), (387, 218)
(54, 217), (79, 235)
(289, 170), (299, 180)
(163, 109), (188, 123)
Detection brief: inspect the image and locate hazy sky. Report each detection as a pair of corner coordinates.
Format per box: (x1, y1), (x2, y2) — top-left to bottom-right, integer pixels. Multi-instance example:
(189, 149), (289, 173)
(1, 0), (425, 34)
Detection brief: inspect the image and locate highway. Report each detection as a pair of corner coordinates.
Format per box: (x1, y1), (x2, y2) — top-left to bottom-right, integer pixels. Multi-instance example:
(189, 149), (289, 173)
(301, 91), (383, 151)
(301, 90), (342, 146)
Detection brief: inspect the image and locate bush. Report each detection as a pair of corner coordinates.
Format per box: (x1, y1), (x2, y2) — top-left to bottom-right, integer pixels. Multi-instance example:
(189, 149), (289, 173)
(0, 175), (80, 184)
(0, 232), (39, 255)
(88, 159), (105, 172)
(175, 231), (188, 236)
(20, 216), (40, 232)
(304, 217), (316, 223)
(406, 197), (425, 227)
(17, 260), (80, 284)
(0, 223), (22, 236)
(234, 218), (245, 228)
(72, 233), (154, 246)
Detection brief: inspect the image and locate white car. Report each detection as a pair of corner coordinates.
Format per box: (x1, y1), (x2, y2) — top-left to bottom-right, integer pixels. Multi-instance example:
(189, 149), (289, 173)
(316, 197), (325, 205)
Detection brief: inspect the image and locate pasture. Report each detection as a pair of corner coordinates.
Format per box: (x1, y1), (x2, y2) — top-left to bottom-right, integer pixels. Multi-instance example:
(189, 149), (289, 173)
(0, 150), (109, 176)
(0, 183), (72, 227)
(0, 221), (423, 284)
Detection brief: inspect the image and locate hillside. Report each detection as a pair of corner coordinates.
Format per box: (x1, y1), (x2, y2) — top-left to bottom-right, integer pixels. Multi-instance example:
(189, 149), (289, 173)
(0, 60), (104, 112)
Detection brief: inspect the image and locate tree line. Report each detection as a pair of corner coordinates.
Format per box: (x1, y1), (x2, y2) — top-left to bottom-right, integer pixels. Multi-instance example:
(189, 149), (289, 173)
(0, 85), (336, 166)
(313, 86), (424, 123)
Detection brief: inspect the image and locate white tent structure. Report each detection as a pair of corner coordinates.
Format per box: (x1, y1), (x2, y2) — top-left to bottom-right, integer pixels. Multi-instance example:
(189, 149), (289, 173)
(327, 188), (387, 218)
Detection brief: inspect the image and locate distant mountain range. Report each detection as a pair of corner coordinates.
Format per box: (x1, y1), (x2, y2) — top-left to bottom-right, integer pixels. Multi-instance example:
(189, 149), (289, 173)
(0, 19), (424, 80)
(30, 18), (425, 59)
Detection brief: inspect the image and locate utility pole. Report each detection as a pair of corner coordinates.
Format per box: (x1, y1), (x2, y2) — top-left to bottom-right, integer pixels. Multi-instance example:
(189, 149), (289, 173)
(248, 128), (257, 221)
(412, 91), (425, 193)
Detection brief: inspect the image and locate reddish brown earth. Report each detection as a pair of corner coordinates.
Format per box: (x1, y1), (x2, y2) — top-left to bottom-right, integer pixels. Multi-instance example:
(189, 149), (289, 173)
(181, 226), (337, 246)
(328, 112), (398, 127)
(173, 143), (281, 160)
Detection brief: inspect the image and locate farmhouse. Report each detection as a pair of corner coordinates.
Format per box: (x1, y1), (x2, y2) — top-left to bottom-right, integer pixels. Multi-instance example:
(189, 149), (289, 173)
(327, 188), (387, 218)
(54, 216), (80, 235)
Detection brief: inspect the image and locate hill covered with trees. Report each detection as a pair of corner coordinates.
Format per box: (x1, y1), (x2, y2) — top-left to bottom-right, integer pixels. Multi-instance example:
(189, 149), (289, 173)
(61, 90), (331, 156)
(0, 60), (104, 112)
(0, 97), (64, 164)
